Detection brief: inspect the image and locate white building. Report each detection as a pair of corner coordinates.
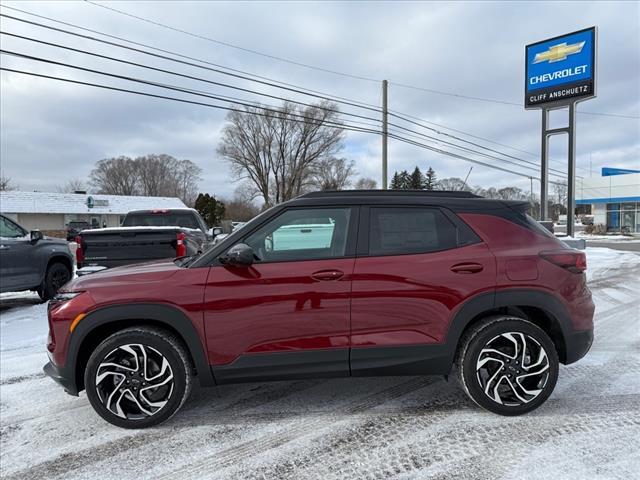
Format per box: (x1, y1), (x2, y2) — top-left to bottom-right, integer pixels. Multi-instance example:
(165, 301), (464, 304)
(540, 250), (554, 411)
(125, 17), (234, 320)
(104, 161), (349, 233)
(0, 191), (187, 235)
(576, 168), (640, 233)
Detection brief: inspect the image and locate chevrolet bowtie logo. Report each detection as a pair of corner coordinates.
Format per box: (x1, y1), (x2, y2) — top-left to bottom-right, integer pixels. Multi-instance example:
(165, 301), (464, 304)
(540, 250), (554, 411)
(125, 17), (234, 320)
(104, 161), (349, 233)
(533, 41), (586, 64)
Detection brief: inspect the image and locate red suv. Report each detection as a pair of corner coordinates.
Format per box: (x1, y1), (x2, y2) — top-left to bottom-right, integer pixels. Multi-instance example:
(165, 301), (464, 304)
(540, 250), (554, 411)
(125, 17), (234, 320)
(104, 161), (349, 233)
(44, 191), (594, 428)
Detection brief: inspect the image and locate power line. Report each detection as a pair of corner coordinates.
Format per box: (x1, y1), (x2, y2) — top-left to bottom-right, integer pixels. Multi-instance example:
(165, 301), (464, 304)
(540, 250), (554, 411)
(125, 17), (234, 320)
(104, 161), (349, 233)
(5, 47), (564, 179)
(1, 67), (552, 184)
(388, 82), (639, 120)
(79, 1), (639, 120)
(0, 8), (381, 112)
(83, 0), (381, 83)
(388, 112), (577, 178)
(3, 31), (569, 177)
(387, 133), (566, 186)
(0, 31), (383, 125)
(0, 8), (596, 175)
(0, 54), (382, 135)
(386, 122), (568, 179)
(388, 109), (593, 175)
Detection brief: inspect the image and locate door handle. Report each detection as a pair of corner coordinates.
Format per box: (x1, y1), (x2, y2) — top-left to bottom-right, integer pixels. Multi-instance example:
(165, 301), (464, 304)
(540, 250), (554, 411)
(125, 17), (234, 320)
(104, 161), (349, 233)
(450, 263), (483, 274)
(311, 270), (344, 281)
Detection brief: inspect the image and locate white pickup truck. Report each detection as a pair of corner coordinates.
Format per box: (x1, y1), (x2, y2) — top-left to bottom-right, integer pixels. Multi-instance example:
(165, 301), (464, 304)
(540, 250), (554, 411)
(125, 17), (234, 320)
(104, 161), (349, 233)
(267, 222), (335, 251)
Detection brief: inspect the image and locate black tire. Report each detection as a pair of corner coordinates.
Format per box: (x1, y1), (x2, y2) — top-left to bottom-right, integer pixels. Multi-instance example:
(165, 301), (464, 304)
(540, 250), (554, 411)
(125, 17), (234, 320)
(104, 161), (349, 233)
(456, 315), (559, 416)
(84, 327), (193, 428)
(38, 262), (72, 301)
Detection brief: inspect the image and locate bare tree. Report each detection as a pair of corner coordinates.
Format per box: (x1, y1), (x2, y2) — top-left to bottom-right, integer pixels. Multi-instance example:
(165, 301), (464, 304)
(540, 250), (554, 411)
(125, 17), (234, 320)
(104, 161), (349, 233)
(89, 155), (202, 205)
(0, 174), (16, 191)
(218, 101), (345, 207)
(310, 157), (355, 191)
(223, 196), (261, 222)
(56, 178), (87, 193)
(437, 177), (470, 191)
(90, 156), (139, 195)
(353, 177), (377, 190)
(136, 154), (175, 197)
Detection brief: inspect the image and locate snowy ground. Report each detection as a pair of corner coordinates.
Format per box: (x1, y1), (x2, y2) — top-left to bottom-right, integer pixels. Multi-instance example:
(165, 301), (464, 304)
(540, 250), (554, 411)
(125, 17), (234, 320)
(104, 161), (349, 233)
(1, 248), (639, 479)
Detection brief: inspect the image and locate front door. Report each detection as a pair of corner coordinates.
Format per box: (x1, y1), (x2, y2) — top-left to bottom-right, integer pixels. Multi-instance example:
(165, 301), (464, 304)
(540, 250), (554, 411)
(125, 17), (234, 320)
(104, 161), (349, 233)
(0, 216), (40, 292)
(203, 206), (358, 383)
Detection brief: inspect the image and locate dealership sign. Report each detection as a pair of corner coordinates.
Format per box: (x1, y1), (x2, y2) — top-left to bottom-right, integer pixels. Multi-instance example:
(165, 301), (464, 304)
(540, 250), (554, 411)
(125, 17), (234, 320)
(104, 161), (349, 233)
(525, 27), (596, 107)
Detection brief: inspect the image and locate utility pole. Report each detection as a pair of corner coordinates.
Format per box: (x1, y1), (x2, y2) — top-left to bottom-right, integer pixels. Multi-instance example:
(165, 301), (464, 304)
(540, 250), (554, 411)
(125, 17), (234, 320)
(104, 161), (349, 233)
(382, 79), (388, 189)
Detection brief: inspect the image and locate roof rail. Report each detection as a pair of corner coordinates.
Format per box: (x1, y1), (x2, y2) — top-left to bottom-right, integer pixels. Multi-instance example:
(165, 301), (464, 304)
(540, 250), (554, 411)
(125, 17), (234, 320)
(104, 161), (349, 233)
(299, 190), (481, 199)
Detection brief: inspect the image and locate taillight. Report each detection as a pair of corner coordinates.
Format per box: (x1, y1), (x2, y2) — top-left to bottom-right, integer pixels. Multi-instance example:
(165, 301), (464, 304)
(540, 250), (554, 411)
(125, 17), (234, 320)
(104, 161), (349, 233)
(540, 250), (587, 273)
(176, 232), (187, 257)
(75, 235), (84, 267)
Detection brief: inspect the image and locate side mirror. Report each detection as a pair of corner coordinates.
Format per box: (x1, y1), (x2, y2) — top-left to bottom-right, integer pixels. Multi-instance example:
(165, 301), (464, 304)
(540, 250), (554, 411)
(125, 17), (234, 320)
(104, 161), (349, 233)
(30, 230), (43, 243)
(219, 243), (254, 266)
(212, 227), (223, 236)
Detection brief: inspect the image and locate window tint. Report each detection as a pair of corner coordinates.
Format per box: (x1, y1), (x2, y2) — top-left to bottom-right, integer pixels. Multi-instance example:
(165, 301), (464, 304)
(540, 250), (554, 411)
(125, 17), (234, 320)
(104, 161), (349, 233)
(368, 207), (457, 256)
(0, 217), (26, 238)
(244, 208), (351, 262)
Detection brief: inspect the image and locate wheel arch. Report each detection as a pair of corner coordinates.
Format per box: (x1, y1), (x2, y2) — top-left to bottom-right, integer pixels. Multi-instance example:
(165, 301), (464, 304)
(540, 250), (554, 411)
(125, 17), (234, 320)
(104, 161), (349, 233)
(447, 290), (572, 364)
(42, 254), (73, 284)
(69, 303), (215, 393)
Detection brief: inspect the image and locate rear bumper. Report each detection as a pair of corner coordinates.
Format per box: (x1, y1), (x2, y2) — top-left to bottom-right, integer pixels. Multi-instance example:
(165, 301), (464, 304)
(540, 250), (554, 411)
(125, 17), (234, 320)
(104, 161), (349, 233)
(564, 328), (594, 364)
(43, 361), (79, 396)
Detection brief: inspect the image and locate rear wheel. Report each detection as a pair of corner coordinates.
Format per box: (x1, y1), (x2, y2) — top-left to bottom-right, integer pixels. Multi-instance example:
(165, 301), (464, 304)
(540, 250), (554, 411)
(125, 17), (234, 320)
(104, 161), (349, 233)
(456, 316), (559, 415)
(38, 262), (71, 301)
(84, 327), (193, 428)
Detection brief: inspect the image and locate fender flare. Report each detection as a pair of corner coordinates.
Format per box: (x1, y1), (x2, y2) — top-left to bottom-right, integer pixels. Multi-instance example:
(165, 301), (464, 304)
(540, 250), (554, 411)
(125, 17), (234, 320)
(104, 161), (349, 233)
(444, 289), (573, 362)
(68, 303), (215, 392)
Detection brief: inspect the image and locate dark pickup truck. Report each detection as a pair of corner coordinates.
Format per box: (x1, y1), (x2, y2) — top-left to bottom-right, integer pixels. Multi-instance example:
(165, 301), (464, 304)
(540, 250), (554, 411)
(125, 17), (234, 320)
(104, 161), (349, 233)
(75, 209), (212, 269)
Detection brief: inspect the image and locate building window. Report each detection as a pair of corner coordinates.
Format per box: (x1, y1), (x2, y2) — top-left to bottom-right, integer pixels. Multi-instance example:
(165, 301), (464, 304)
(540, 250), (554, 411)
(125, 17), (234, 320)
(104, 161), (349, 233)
(606, 202), (639, 233)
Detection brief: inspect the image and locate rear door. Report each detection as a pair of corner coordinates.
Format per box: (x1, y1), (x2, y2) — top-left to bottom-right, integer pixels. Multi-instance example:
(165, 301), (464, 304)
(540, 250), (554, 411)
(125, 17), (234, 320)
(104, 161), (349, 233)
(350, 205), (496, 375)
(203, 206), (358, 383)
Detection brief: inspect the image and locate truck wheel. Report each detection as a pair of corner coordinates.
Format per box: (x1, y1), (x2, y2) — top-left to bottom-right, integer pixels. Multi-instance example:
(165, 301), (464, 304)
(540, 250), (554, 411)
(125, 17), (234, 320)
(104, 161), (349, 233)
(38, 262), (72, 301)
(84, 327), (193, 429)
(456, 316), (559, 416)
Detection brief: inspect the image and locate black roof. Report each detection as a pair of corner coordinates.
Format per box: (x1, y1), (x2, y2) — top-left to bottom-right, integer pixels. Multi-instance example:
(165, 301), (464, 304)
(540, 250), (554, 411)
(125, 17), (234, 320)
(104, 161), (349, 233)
(289, 190), (528, 213)
(300, 190), (480, 199)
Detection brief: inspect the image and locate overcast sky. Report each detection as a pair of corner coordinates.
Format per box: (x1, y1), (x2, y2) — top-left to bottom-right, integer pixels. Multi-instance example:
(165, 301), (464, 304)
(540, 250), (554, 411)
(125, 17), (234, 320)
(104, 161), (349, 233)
(1, 0), (639, 200)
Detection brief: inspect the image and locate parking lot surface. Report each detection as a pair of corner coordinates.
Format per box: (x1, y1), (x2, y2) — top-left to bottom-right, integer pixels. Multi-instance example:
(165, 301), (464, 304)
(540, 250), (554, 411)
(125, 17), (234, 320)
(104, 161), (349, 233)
(1, 248), (639, 480)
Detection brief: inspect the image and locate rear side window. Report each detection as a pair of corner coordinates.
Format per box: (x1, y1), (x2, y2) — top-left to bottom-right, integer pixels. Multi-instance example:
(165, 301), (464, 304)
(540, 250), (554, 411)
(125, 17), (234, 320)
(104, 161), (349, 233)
(368, 207), (457, 256)
(123, 213), (198, 229)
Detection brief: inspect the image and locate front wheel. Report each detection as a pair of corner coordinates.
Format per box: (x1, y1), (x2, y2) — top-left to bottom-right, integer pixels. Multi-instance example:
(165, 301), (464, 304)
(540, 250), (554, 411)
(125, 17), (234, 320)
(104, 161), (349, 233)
(84, 327), (193, 428)
(38, 262), (72, 301)
(456, 316), (559, 416)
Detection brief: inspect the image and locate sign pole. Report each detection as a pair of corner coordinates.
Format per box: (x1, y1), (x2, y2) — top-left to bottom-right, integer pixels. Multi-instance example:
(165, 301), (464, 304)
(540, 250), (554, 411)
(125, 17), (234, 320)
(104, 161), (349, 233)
(567, 102), (577, 237)
(540, 108), (549, 221)
(382, 79), (388, 190)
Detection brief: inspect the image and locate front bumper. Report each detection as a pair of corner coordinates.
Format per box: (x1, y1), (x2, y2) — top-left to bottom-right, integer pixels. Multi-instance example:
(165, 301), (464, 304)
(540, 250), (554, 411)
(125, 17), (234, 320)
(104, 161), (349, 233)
(564, 328), (594, 364)
(43, 361), (79, 396)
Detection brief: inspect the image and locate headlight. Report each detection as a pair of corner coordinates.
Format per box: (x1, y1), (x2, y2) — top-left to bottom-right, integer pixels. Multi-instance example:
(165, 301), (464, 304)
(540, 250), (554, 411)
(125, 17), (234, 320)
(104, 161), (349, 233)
(51, 291), (84, 303)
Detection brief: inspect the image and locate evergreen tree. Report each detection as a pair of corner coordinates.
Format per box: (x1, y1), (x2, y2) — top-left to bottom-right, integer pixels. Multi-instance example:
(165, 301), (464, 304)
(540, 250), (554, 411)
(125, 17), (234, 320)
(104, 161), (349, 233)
(409, 167), (425, 189)
(398, 170), (411, 189)
(389, 171), (402, 189)
(194, 193), (226, 227)
(424, 167), (438, 190)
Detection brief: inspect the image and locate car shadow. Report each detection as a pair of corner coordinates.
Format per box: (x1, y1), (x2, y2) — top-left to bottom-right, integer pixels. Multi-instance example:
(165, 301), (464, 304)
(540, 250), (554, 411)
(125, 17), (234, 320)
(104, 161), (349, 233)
(169, 375), (476, 427)
(0, 294), (43, 312)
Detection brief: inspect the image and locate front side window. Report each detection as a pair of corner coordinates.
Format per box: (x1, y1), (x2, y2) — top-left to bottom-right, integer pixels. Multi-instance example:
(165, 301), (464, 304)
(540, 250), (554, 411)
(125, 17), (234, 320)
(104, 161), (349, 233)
(244, 208), (351, 262)
(368, 207), (457, 256)
(0, 217), (27, 238)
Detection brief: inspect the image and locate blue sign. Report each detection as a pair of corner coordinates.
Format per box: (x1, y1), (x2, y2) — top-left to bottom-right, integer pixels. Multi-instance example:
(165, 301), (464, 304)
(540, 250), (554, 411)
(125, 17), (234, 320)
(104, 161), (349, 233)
(525, 27), (596, 107)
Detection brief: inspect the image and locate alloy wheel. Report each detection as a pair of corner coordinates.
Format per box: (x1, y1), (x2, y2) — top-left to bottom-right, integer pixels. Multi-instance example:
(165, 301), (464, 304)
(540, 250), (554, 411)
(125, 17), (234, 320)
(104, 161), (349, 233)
(95, 344), (174, 420)
(475, 332), (550, 406)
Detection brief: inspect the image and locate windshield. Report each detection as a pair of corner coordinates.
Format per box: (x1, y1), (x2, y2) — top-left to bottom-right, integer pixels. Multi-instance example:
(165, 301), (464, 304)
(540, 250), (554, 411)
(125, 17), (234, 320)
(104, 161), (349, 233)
(123, 212), (198, 229)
